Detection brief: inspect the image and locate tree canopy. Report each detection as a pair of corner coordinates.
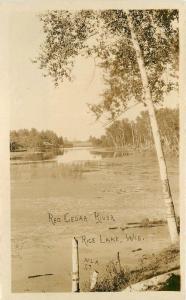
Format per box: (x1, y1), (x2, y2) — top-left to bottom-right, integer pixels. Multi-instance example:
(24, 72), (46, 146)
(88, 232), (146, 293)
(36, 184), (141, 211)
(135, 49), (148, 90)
(10, 128), (64, 151)
(35, 9), (179, 119)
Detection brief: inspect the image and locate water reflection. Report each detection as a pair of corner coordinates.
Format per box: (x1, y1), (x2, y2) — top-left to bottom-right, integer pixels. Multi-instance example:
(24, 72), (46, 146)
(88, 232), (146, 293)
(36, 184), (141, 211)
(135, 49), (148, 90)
(57, 147), (129, 164)
(10, 147), (130, 165)
(57, 147), (101, 164)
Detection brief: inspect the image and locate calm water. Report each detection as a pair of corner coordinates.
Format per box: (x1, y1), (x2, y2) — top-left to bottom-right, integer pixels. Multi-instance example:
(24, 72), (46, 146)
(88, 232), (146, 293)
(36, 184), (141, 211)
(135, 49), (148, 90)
(56, 147), (129, 164)
(57, 147), (102, 163)
(11, 147), (179, 292)
(11, 147), (130, 164)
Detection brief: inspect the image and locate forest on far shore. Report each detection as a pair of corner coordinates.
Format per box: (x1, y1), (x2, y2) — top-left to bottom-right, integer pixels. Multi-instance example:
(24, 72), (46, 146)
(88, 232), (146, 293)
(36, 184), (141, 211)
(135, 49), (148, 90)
(10, 129), (66, 152)
(89, 107), (179, 154)
(10, 107), (178, 154)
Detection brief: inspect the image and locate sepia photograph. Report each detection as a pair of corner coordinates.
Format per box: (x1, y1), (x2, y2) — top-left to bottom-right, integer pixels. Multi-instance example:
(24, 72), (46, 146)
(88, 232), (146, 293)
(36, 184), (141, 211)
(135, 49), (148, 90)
(6, 3), (183, 296)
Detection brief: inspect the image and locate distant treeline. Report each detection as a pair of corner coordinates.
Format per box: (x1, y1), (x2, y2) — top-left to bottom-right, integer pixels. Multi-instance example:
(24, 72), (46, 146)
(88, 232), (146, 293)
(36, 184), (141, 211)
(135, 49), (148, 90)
(10, 128), (65, 152)
(89, 108), (179, 153)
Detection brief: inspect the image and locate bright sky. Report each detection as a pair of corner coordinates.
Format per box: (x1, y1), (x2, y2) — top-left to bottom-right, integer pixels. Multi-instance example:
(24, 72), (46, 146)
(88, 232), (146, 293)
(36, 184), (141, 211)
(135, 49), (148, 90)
(9, 10), (179, 141)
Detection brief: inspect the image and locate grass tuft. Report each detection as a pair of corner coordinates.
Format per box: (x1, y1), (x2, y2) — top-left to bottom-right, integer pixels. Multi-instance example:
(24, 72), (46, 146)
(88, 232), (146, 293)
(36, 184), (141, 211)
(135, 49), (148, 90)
(82, 243), (180, 292)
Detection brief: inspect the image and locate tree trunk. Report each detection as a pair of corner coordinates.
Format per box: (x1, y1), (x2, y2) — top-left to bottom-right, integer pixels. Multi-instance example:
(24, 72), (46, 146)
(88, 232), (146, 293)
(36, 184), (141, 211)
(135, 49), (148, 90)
(72, 237), (80, 292)
(131, 123), (135, 146)
(126, 11), (178, 243)
(107, 131), (117, 148)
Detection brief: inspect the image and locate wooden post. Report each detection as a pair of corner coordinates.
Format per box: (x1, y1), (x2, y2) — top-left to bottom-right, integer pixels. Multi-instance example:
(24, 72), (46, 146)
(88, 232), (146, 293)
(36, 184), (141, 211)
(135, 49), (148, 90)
(72, 237), (80, 292)
(90, 270), (99, 291)
(117, 251), (122, 272)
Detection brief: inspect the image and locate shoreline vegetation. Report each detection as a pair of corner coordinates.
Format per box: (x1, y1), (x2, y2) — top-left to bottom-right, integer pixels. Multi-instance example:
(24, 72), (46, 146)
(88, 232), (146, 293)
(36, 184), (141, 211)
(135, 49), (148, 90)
(10, 107), (179, 162)
(10, 146), (177, 166)
(89, 108), (179, 155)
(83, 243), (180, 292)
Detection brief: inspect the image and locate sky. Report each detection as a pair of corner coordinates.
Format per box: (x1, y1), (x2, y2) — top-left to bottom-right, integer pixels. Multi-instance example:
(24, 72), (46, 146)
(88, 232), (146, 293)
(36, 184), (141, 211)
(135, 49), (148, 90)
(8, 9), (179, 141)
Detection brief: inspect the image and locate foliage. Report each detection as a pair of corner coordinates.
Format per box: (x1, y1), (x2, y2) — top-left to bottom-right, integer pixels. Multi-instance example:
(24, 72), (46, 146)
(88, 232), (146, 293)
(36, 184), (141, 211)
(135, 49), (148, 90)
(89, 107), (179, 153)
(34, 9), (178, 119)
(10, 128), (64, 152)
(95, 10), (179, 119)
(85, 243), (180, 292)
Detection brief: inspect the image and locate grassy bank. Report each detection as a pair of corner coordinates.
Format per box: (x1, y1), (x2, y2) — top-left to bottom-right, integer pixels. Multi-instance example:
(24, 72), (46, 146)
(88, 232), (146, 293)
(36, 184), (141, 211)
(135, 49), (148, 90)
(82, 243), (180, 292)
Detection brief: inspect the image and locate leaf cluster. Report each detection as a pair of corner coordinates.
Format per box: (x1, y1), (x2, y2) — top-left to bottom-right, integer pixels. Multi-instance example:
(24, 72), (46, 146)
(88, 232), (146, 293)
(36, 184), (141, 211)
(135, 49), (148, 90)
(35, 9), (179, 117)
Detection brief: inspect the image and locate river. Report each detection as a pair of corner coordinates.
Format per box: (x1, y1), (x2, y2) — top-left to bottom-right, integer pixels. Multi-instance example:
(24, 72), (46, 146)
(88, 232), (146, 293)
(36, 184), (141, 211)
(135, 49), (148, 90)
(11, 147), (179, 292)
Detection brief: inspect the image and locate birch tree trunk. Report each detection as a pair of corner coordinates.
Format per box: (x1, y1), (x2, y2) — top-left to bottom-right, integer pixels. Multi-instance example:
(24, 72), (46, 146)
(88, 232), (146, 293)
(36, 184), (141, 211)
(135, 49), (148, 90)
(72, 237), (80, 292)
(126, 11), (179, 243)
(108, 131), (117, 149)
(131, 123), (135, 146)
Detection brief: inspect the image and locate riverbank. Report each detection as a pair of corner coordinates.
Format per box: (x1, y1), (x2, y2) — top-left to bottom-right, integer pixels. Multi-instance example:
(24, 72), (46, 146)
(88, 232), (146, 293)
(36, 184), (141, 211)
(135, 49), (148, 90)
(84, 242), (180, 292)
(10, 146), (177, 166)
